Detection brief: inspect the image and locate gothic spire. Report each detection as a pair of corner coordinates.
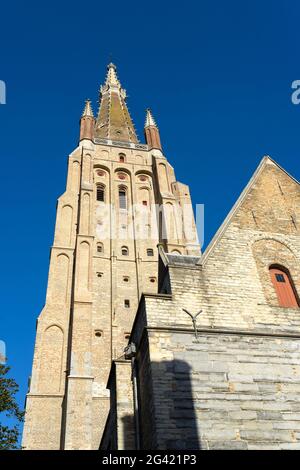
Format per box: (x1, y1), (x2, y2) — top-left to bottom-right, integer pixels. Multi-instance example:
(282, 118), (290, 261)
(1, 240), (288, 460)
(81, 99), (94, 118)
(145, 108), (157, 128)
(105, 62), (120, 87)
(95, 63), (139, 143)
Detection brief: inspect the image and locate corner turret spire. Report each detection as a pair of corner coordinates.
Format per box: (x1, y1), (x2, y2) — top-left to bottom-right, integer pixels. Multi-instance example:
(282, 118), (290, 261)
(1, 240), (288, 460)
(79, 99), (95, 141)
(82, 99), (94, 118)
(95, 63), (138, 143)
(144, 108), (162, 150)
(145, 108), (157, 128)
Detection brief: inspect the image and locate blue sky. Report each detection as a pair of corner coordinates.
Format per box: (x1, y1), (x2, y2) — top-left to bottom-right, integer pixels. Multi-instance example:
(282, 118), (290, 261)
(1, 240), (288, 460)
(1, 0), (300, 439)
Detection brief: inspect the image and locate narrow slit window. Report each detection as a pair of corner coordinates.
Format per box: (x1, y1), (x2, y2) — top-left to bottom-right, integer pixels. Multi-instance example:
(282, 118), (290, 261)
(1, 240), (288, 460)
(97, 184), (105, 202)
(124, 299), (130, 308)
(119, 189), (127, 210)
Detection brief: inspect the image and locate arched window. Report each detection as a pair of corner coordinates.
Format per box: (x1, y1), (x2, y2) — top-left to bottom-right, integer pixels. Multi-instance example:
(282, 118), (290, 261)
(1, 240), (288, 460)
(269, 265), (299, 308)
(119, 187), (127, 210)
(119, 153), (126, 163)
(96, 184), (105, 202)
(147, 248), (154, 257)
(121, 246), (129, 256)
(97, 243), (103, 254)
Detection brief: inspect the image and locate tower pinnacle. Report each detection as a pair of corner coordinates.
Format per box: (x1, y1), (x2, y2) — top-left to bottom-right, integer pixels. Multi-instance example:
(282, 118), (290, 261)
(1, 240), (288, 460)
(145, 108), (157, 128)
(144, 108), (162, 150)
(81, 99), (94, 118)
(105, 63), (120, 87)
(79, 99), (95, 141)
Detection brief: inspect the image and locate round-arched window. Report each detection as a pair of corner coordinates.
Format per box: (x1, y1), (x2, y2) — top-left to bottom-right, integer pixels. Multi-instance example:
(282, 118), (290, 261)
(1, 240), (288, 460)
(121, 246), (129, 256)
(96, 184), (105, 202)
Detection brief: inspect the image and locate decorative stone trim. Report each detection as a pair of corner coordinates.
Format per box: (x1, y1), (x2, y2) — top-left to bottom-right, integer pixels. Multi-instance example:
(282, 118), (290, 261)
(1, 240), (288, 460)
(249, 232), (299, 258)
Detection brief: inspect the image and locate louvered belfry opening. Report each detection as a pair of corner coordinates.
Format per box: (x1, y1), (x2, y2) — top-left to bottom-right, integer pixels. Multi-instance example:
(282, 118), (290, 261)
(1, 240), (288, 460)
(119, 188), (127, 210)
(269, 265), (299, 308)
(97, 184), (105, 202)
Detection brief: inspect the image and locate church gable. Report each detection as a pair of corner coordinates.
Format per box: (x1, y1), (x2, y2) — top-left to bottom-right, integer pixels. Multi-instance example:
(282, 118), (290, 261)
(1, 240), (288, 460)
(202, 157), (300, 264)
(166, 156), (300, 333)
(231, 158), (300, 235)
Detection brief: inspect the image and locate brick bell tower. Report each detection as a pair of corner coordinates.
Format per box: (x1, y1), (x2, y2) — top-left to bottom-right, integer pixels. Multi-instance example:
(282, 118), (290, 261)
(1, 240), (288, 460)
(22, 63), (200, 450)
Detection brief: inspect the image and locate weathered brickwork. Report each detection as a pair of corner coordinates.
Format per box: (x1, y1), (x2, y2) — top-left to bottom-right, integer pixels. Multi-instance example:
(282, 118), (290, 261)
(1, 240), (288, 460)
(22, 64), (199, 450)
(102, 157), (300, 450)
(144, 159), (300, 336)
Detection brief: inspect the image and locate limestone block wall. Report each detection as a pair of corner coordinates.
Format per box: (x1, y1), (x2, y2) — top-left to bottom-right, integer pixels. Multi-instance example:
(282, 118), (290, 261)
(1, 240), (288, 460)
(140, 328), (300, 450)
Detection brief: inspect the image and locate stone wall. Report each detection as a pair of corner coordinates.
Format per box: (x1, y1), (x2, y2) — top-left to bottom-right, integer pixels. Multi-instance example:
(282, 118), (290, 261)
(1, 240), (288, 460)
(139, 328), (300, 450)
(124, 157), (300, 450)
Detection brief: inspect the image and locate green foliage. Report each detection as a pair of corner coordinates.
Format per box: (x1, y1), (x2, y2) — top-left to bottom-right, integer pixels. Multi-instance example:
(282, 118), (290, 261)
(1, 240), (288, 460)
(0, 364), (24, 450)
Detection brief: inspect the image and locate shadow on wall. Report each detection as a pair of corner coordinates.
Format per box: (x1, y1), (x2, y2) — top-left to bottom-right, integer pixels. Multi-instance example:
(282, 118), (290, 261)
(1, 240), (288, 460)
(120, 414), (136, 450)
(149, 360), (201, 450)
(121, 359), (201, 450)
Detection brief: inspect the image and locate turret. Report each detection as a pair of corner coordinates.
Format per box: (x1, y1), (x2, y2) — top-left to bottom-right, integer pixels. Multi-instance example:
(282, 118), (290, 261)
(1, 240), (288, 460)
(144, 108), (162, 150)
(79, 99), (95, 141)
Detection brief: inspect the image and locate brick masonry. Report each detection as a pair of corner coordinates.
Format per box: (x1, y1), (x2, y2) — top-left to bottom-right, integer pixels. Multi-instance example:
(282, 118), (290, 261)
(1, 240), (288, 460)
(102, 157), (300, 450)
(22, 66), (199, 449)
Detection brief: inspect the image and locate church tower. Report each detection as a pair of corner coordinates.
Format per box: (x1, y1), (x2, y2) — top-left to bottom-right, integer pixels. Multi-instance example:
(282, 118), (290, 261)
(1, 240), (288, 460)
(22, 63), (200, 450)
